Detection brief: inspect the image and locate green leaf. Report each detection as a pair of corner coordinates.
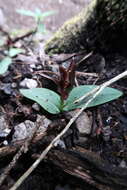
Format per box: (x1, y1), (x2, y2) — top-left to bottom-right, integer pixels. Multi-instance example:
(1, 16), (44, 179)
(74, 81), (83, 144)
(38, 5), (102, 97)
(39, 10), (56, 19)
(17, 9), (56, 21)
(35, 9), (56, 22)
(37, 23), (47, 33)
(35, 8), (43, 19)
(0, 57), (12, 75)
(16, 9), (35, 17)
(20, 88), (61, 114)
(63, 85), (123, 111)
(9, 48), (24, 57)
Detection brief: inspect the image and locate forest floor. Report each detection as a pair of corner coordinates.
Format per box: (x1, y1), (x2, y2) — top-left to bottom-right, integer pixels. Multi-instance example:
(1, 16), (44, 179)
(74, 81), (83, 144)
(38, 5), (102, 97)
(0, 1), (127, 190)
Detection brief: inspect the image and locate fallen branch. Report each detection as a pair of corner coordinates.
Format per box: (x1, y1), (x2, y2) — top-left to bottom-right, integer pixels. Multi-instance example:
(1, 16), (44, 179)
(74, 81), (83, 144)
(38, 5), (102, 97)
(10, 70), (127, 190)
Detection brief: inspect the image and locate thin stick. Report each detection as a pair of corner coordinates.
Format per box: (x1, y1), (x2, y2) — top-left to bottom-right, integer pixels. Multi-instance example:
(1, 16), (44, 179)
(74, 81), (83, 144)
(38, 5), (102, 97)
(10, 70), (127, 190)
(35, 70), (98, 78)
(76, 71), (98, 77)
(58, 51), (92, 64)
(76, 51), (93, 65)
(74, 70), (127, 104)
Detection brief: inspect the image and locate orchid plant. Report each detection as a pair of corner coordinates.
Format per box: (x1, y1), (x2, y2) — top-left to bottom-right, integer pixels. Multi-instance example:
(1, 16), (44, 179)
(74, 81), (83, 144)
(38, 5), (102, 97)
(20, 60), (123, 114)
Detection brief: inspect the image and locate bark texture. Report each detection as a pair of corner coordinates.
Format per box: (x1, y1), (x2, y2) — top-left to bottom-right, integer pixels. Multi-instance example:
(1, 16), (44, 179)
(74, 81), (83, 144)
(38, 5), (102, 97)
(45, 0), (127, 54)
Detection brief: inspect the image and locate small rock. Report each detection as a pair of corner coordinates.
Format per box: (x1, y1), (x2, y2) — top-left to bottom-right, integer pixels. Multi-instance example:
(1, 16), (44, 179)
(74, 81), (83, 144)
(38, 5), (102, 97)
(0, 83), (13, 95)
(54, 139), (66, 149)
(14, 41), (22, 48)
(11, 82), (17, 88)
(30, 64), (36, 69)
(24, 120), (36, 134)
(36, 65), (42, 70)
(13, 122), (29, 141)
(32, 103), (40, 111)
(3, 140), (8, 146)
(36, 115), (51, 133)
(13, 120), (36, 141)
(0, 128), (11, 137)
(20, 78), (38, 89)
(119, 160), (127, 168)
(0, 114), (8, 131)
(13, 116), (51, 141)
(66, 110), (92, 135)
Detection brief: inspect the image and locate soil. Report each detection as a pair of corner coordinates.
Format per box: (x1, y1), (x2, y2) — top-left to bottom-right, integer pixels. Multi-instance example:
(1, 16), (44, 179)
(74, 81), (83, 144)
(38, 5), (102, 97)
(0, 1), (127, 190)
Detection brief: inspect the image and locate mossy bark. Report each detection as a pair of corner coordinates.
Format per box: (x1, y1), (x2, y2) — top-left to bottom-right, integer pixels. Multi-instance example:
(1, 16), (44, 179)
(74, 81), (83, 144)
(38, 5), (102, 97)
(45, 0), (127, 54)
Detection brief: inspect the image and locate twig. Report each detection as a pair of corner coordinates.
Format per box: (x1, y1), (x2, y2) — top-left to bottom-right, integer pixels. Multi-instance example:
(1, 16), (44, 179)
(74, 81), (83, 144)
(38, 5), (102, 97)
(34, 70), (59, 76)
(12, 30), (36, 44)
(0, 119), (41, 186)
(0, 27), (35, 46)
(58, 51), (92, 64)
(74, 70), (127, 104)
(35, 70), (97, 80)
(76, 51), (93, 65)
(10, 70), (127, 190)
(76, 71), (98, 77)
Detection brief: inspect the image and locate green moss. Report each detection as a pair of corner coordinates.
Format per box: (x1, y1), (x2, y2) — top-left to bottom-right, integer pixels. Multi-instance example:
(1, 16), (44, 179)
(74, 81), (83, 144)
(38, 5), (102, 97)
(45, 0), (127, 54)
(45, 0), (97, 54)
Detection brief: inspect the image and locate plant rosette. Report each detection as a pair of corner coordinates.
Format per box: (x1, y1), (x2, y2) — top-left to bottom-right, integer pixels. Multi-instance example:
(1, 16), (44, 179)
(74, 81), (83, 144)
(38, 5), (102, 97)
(20, 85), (123, 114)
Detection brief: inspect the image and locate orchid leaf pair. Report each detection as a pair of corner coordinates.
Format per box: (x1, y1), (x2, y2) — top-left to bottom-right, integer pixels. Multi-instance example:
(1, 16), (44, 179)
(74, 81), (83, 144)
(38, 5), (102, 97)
(20, 61), (123, 114)
(16, 8), (56, 34)
(20, 85), (122, 114)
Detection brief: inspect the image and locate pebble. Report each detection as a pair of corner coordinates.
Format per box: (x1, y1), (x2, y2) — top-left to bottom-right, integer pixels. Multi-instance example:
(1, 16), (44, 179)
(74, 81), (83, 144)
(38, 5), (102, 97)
(76, 112), (92, 135)
(54, 139), (66, 149)
(0, 114), (8, 131)
(20, 78), (38, 89)
(3, 140), (8, 146)
(13, 121), (30, 141)
(11, 82), (17, 88)
(66, 110), (92, 135)
(30, 64), (36, 69)
(0, 128), (11, 137)
(32, 103), (40, 111)
(0, 83), (13, 95)
(119, 160), (127, 168)
(13, 115), (51, 141)
(36, 65), (42, 70)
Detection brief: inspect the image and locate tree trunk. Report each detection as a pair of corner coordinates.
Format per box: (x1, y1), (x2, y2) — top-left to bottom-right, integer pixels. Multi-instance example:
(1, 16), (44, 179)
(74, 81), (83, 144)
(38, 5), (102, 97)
(45, 0), (127, 54)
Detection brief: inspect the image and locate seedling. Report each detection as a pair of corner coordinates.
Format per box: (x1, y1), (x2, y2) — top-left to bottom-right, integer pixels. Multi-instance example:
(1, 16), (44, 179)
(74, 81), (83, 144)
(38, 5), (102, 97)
(20, 61), (123, 114)
(0, 48), (24, 75)
(16, 8), (56, 34)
